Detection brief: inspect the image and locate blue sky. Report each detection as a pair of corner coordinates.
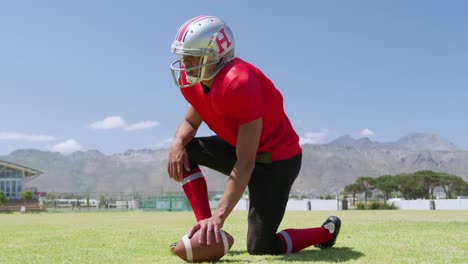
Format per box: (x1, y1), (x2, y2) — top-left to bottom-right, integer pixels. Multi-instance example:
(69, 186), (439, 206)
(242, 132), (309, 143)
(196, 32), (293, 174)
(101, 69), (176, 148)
(1, 1), (467, 155)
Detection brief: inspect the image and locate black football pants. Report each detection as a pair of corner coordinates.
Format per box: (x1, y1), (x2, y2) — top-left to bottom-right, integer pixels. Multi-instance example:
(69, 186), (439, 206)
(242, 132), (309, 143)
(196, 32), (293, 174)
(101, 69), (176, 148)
(185, 136), (302, 255)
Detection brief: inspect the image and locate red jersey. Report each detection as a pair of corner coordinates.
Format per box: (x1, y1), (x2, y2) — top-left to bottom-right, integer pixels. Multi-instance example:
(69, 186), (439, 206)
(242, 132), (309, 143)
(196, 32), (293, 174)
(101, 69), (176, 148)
(180, 58), (302, 161)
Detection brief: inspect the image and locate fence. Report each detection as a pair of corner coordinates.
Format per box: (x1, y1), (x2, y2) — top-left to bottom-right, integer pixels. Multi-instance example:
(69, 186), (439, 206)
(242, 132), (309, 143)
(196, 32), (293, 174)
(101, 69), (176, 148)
(387, 198), (468, 210)
(30, 192), (468, 212)
(139, 195), (191, 211)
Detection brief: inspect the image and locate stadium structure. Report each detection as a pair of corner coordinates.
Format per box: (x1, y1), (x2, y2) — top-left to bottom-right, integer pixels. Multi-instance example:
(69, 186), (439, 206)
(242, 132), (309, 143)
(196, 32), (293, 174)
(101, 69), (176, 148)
(0, 160), (42, 200)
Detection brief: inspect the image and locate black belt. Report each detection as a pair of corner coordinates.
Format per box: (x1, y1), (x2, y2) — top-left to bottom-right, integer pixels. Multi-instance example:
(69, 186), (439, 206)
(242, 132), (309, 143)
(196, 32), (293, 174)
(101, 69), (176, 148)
(256, 152), (272, 164)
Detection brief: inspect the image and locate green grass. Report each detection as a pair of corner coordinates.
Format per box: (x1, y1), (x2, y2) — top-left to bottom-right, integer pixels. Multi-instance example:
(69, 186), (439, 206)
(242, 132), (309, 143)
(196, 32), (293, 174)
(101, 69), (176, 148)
(0, 210), (467, 264)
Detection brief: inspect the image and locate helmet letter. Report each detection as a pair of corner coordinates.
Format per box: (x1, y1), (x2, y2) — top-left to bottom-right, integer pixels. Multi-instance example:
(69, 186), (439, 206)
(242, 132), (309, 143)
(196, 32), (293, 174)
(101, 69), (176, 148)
(215, 28), (232, 54)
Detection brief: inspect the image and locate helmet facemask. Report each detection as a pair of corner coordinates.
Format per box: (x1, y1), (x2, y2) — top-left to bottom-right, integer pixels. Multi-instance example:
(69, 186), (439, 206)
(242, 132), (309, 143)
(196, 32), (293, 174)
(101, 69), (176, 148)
(170, 41), (218, 87)
(170, 34), (234, 88)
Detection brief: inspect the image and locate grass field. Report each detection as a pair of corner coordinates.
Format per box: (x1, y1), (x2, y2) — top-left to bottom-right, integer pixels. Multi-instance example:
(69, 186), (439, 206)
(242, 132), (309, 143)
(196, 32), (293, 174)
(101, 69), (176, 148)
(1, 210), (467, 264)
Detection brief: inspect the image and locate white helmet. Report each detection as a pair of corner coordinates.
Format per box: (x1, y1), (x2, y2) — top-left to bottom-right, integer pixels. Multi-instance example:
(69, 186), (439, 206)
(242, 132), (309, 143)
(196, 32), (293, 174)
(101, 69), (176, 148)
(170, 15), (235, 88)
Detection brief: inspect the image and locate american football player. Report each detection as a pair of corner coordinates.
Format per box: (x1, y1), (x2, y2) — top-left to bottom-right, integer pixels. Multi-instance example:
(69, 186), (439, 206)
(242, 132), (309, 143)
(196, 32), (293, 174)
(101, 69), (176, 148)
(167, 15), (341, 255)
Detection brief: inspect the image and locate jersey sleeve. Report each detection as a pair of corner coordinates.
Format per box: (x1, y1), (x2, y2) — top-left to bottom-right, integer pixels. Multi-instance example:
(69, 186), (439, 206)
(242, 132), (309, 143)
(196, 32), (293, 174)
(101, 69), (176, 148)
(221, 70), (263, 125)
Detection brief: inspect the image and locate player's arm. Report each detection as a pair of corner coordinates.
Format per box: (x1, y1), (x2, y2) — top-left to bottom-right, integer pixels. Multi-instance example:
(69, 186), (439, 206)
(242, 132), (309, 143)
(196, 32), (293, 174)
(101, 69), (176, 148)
(213, 117), (262, 228)
(168, 106), (203, 182)
(173, 105), (202, 146)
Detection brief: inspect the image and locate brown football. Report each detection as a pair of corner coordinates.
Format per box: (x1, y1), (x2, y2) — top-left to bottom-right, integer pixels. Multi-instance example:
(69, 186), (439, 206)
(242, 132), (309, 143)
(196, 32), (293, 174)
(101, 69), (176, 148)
(173, 229), (234, 262)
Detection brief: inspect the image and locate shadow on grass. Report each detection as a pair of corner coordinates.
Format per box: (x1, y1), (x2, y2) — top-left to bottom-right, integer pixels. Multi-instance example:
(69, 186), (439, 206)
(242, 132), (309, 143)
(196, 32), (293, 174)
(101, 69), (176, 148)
(282, 247), (364, 262)
(222, 247), (364, 262)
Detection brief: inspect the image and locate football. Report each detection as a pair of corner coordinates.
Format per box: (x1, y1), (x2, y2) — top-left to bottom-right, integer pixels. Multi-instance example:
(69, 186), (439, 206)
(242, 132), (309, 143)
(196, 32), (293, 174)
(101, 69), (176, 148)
(173, 229), (234, 262)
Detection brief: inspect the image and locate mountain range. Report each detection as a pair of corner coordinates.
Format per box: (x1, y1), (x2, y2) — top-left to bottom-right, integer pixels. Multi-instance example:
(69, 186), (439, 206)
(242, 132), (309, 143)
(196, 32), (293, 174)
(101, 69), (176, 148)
(2, 133), (467, 196)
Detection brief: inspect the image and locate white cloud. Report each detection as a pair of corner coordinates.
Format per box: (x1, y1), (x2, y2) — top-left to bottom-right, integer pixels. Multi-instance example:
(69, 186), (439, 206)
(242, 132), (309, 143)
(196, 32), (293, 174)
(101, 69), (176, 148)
(0, 132), (56, 142)
(89, 116), (159, 131)
(125, 121), (160, 131)
(361, 128), (375, 137)
(299, 130), (329, 145)
(154, 137), (173, 149)
(52, 139), (83, 155)
(89, 116), (126, 130)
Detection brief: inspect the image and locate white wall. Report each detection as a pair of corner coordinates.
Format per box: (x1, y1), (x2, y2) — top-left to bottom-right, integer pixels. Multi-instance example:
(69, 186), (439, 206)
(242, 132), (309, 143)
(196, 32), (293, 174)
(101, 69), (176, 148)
(388, 199), (468, 210)
(286, 199), (339, 211)
(285, 199), (309, 211)
(434, 199), (468, 210)
(232, 198), (340, 211)
(388, 199), (431, 210)
(233, 198), (249, 210)
(232, 198), (468, 211)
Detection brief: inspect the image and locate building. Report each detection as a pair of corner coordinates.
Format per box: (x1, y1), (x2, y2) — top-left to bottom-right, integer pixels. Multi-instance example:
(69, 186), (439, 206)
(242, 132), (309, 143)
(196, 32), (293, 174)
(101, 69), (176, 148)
(0, 160), (42, 200)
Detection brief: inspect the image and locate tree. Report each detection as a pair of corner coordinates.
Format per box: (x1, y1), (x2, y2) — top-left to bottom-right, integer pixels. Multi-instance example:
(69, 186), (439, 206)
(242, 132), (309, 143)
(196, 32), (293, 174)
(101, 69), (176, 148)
(413, 170), (441, 199)
(462, 181), (468, 197)
(99, 194), (107, 209)
(395, 173), (427, 200)
(19, 190), (34, 203)
(86, 194), (91, 209)
(355, 176), (376, 203)
(0, 191), (6, 206)
(344, 183), (360, 205)
(46, 192), (57, 200)
(439, 174), (467, 198)
(372, 171), (467, 200)
(375, 175), (398, 200)
(46, 192), (57, 208)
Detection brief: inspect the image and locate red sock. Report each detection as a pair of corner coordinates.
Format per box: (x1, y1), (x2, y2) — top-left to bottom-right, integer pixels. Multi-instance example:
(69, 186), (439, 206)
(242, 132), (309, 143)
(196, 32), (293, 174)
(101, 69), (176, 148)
(276, 227), (333, 254)
(182, 167), (212, 222)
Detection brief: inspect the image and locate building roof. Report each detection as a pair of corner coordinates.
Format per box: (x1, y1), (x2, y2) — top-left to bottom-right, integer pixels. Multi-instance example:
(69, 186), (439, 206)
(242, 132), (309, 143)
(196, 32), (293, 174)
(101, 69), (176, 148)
(0, 160), (43, 180)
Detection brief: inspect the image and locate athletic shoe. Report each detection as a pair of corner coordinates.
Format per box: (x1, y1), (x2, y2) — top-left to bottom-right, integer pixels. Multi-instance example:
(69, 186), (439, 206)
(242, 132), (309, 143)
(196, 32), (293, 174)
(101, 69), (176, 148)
(315, 215), (341, 249)
(169, 242), (177, 254)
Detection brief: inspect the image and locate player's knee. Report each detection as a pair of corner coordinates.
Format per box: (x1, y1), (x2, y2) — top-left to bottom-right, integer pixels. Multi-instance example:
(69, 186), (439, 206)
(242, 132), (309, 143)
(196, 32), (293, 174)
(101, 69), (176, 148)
(247, 241), (267, 255)
(184, 138), (197, 155)
(247, 239), (280, 255)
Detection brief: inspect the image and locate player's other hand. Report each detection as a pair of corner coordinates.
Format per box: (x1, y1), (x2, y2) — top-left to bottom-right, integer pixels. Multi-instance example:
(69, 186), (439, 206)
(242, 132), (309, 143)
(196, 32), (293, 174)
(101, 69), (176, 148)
(167, 143), (190, 182)
(188, 215), (225, 246)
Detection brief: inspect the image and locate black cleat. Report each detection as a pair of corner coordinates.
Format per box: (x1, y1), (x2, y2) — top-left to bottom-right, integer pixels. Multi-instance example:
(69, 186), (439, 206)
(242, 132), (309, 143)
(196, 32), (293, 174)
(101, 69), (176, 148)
(169, 242), (177, 254)
(315, 215), (341, 249)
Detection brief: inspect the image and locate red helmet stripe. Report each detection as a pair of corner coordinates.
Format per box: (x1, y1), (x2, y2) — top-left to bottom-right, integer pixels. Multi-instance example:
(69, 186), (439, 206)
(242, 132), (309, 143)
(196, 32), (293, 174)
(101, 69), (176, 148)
(177, 15), (209, 41)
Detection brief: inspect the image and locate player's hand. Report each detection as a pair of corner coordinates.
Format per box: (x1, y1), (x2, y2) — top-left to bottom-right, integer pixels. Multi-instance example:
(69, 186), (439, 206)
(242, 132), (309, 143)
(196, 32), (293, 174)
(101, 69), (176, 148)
(188, 215), (224, 246)
(167, 143), (190, 182)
